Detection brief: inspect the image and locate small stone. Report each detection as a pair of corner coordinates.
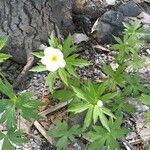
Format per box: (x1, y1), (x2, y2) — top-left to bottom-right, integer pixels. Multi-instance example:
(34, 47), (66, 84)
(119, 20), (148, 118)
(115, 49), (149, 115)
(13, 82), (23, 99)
(73, 33), (89, 44)
(126, 132), (137, 140)
(138, 12), (150, 24)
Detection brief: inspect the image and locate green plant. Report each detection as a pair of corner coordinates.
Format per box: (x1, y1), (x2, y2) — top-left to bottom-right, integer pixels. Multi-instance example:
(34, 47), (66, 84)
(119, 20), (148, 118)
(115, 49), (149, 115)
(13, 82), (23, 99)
(0, 37), (11, 63)
(31, 33), (90, 93)
(0, 77), (43, 148)
(68, 80), (116, 131)
(138, 94), (150, 123)
(48, 121), (81, 150)
(85, 115), (129, 150)
(123, 74), (150, 97)
(103, 64), (126, 91)
(113, 21), (145, 69)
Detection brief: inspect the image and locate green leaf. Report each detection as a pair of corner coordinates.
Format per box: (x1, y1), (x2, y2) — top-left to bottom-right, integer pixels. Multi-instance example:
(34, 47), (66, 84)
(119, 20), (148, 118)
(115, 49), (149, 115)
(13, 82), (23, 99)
(103, 64), (114, 78)
(106, 136), (120, 150)
(0, 37), (8, 49)
(99, 111), (110, 132)
(33, 51), (44, 58)
(21, 107), (40, 120)
(139, 95), (150, 105)
(100, 92), (117, 101)
(48, 31), (59, 48)
(19, 92), (34, 102)
(23, 101), (44, 109)
(30, 64), (47, 72)
(0, 53), (11, 63)
(56, 136), (68, 150)
(88, 139), (105, 150)
(48, 121), (68, 138)
(83, 106), (93, 130)
(0, 79), (16, 99)
(93, 105), (99, 124)
(8, 129), (27, 146)
(47, 72), (56, 93)
(0, 106), (17, 130)
(68, 103), (91, 114)
(58, 69), (68, 86)
(71, 86), (88, 102)
(101, 107), (115, 118)
(72, 58), (90, 67)
(98, 82), (106, 96)
(62, 34), (74, 57)
(0, 131), (5, 140)
(66, 65), (79, 78)
(2, 137), (15, 150)
(53, 90), (75, 101)
(48, 121), (81, 150)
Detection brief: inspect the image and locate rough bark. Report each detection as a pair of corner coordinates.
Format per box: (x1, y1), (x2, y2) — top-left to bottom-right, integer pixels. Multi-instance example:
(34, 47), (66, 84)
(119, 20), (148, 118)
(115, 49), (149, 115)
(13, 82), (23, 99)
(0, 0), (74, 64)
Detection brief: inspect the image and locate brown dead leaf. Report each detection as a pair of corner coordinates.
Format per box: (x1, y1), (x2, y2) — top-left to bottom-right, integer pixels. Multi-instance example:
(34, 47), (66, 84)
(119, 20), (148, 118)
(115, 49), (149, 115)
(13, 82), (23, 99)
(38, 96), (49, 112)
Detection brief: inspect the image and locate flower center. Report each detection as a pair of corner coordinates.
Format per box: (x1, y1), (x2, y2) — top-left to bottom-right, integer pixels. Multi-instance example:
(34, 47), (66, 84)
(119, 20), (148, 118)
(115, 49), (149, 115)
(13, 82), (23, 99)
(50, 55), (58, 62)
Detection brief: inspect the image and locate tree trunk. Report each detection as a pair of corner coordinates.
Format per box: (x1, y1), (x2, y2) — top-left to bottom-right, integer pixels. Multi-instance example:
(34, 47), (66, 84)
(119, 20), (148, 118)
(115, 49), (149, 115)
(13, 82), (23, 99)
(0, 0), (74, 64)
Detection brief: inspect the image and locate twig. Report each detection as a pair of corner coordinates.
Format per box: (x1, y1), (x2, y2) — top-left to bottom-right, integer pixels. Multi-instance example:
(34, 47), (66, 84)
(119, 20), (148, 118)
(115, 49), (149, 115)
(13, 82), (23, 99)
(33, 120), (53, 144)
(122, 139), (135, 150)
(92, 44), (110, 52)
(129, 139), (143, 145)
(40, 100), (71, 117)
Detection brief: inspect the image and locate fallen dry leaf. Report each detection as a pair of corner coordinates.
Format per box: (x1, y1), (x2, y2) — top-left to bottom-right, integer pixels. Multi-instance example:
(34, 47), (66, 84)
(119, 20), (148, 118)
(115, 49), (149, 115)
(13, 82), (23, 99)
(38, 96), (49, 112)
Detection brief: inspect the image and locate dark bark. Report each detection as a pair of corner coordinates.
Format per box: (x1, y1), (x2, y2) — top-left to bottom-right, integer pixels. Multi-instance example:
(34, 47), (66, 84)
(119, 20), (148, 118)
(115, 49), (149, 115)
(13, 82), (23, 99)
(0, 0), (74, 64)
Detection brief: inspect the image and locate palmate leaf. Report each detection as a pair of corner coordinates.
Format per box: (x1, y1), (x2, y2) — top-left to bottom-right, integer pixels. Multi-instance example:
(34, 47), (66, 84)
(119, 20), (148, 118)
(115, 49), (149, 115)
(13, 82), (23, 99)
(0, 105), (17, 130)
(56, 136), (68, 150)
(86, 116), (128, 150)
(8, 129), (27, 146)
(0, 78), (16, 99)
(48, 121), (81, 150)
(48, 121), (68, 138)
(1, 129), (27, 150)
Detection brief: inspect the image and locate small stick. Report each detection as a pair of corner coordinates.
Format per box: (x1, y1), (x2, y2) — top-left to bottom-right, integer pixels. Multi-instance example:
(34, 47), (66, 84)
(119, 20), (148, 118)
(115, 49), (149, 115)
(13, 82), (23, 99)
(40, 100), (71, 117)
(33, 120), (53, 144)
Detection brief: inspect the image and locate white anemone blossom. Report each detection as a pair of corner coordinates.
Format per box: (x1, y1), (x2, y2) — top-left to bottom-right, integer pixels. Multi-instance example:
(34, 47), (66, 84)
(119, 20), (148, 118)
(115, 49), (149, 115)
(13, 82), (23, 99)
(41, 47), (66, 72)
(97, 100), (103, 107)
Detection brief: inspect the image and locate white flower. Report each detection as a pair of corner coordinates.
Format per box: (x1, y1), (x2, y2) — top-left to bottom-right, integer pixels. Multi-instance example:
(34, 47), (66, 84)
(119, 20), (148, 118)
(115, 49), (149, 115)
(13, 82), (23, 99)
(97, 100), (103, 107)
(41, 47), (66, 72)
